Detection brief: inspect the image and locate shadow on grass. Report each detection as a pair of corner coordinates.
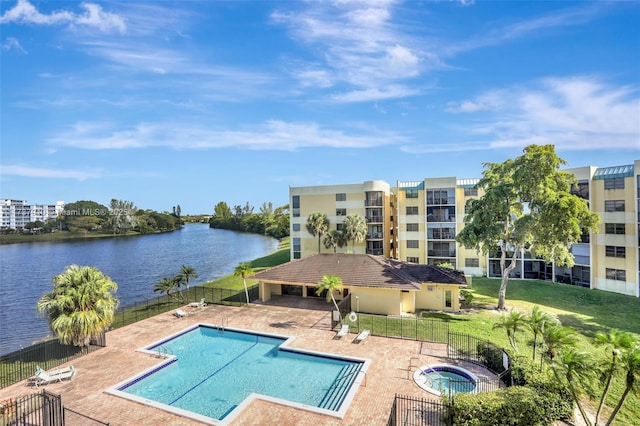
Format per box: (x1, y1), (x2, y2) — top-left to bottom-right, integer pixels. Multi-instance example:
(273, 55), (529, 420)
(470, 278), (640, 335)
(556, 314), (606, 339)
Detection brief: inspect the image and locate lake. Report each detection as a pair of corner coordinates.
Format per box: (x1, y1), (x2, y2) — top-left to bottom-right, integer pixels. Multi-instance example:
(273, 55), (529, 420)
(0, 224), (278, 355)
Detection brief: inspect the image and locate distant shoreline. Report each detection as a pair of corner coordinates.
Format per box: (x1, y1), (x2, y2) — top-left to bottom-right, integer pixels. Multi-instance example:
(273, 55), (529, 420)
(0, 227), (182, 245)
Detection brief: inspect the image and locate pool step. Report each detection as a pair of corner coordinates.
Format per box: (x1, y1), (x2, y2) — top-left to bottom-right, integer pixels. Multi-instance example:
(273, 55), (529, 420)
(318, 363), (361, 411)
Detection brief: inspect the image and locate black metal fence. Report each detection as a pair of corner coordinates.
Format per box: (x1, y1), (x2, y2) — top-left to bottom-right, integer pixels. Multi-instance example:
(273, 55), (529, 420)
(331, 294), (352, 330)
(0, 390), (108, 426)
(386, 394), (452, 426)
(1, 285), (256, 389)
(341, 314), (450, 344)
(0, 335), (105, 390)
(447, 331), (511, 379)
(110, 284), (259, 330)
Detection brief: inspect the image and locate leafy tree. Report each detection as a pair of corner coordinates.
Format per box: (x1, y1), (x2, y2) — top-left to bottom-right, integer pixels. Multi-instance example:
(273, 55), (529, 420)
(234, 262), (254, 304)
(180, 265), (198, 291)
(213, 201), (232, 220)
(526, 305), (557, 361)
(323, 229), (347, 253)
(493, 310), (528, 352)
(109, 199), (137, 234)
(593, 330), (637, 425)
(317, 274), (343, 312)
(306, 212), (330, 254)
(541, 323), (577, 363)
(456, 145), (600, 310)
(342, 213), (367, 252)
(37, 265), (119, 347)
(61, 200), (110, 231)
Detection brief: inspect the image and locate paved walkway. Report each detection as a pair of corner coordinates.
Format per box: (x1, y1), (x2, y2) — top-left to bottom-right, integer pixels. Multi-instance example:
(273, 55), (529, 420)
(0, 301), (496, 426)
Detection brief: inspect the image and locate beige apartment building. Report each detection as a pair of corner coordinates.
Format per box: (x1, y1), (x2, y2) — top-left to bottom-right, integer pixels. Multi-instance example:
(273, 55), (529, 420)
(289, 160), (640, 298)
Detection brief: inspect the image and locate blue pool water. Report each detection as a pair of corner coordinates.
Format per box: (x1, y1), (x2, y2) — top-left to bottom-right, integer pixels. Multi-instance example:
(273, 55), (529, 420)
(116, 326), (364, 422)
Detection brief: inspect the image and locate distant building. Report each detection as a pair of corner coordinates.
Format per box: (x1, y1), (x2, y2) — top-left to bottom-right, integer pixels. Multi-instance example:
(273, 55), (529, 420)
(289, 160), (640, 298)
(0, 199), (65, 229)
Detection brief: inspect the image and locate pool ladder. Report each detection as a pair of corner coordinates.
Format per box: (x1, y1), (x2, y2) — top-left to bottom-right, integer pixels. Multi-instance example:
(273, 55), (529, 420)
(154, 345), (172, 358)
(216, 318), (228, 334)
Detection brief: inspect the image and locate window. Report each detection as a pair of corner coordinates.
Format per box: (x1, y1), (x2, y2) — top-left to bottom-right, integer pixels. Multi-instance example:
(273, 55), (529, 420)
(336, 223), (343, 231)
(465, 258), (479, 267)
(606, 268), (626, 281)
(406, 240), (419, 249)
(427, 189), (455, 205)
(444, 290), (453, 308)
(336, 193), (346, 201)
(604, 200), (625, 212)
(406, 223), (419, 232)
(605, 246), (626, 258)
(463, 188), (478, 196)
(604, 177), (625, 190)
(406, 206), (419, 215)
(605, 223), (625, 235)
(292, 224), (300, 232)
(293, 238), (301, 259)
(571, 181), (589, 199)
(292, 195), (300, 217)
(406, 257), (419, 263)
(405, 189), (419, 199)
(336, 208), (346, 216)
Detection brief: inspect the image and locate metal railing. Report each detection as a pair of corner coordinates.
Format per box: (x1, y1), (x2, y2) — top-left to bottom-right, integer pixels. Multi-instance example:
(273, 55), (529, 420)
(387, 393), (452, 426)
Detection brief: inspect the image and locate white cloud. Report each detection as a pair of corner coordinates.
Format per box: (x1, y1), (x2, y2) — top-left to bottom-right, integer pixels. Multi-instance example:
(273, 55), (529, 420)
(331, 85), (418, 102)
(0, 0), (126, 34)
(272, 1), (432, 102)
(1, 37), (25, 53)
(446, 76), (640, 151)
(46, 120), (407, 151)
(1, 165), (102, 180)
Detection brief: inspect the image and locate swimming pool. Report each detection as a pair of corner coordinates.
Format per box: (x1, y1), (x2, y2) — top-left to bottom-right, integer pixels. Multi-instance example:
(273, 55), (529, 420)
(413, 364), (477, 397)
(107, 325), (369, 425)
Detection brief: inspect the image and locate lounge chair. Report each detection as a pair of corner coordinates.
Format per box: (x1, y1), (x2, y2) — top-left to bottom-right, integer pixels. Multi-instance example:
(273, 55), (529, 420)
(33, 366), (75, 387)
(189, 298), (206, 308)
(354, 329), (370, 344)
(335, 324), (349, 339)
(174, 308), (188, 318)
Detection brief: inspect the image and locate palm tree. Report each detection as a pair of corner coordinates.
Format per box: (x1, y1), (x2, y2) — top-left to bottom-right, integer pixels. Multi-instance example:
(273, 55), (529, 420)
(234, 262), (254, 304)
(526, 305), (556, 361)
(36, 265), (119, 348)
(551, 347), (598, 426)
(342, 214), (367, 252)
(605, 343), (640, 426)
(306, 212), (330, 253)
(316, 275), (343, 312)
(323, 229), (346, 253)
(180, 265), (198, 291)
(593, 329), (636, 425)
(154, 277), (179, 299)
(493, 309), (528, 352)
(541, 323), (578, 363)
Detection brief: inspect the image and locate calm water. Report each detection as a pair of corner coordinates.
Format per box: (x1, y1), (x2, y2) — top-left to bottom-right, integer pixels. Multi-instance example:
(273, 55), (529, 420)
(118, 326), (361, 420)
(0, 224), (278, 355)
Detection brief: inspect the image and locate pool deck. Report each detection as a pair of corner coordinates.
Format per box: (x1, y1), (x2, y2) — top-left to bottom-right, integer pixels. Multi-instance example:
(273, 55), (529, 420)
(0, 299), (496, 426)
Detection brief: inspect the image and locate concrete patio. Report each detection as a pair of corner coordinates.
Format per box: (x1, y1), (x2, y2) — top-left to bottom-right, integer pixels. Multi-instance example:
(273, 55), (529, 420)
(0, 299), (496, 426)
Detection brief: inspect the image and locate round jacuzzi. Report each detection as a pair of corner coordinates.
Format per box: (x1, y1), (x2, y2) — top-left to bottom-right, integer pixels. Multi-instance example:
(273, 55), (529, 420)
(413, 364), (478, 397)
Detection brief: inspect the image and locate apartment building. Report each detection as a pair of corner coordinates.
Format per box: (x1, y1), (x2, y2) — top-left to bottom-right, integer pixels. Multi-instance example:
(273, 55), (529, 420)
(0, 199), (65, 229)
(289, 160), (639, 298)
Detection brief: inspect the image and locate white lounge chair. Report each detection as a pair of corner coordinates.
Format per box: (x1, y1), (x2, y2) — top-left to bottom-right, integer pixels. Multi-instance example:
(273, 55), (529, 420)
(335, 324), (349, 339)
(33, 366), (75, 387)
(189, 298), (206, 308)
(174, 308), (188, 318)
(354, 329), (370, 344)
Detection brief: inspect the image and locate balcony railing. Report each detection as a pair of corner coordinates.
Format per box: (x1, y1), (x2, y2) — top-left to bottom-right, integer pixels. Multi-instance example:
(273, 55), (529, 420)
(366, 248), (384, 255)
(428, 250), (456, 257)
(366, 233), (383, 239)
(365, 200), (383, 207)
(426, 215), (456, 222)
(366, 216), (383, 223)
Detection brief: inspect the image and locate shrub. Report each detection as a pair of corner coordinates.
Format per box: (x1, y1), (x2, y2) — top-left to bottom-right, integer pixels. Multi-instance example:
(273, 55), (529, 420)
(477, 342), (505, 373)
(460, 289), (474, 306)
(447, 386), (570, 426)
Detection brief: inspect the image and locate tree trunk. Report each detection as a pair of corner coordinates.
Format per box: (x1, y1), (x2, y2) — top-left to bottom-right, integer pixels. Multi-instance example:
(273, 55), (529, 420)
(604, 385), (632, 426)
(498, 247), (518, 310)
(243, 278), (250, 304)
(595, 360), (616, 425)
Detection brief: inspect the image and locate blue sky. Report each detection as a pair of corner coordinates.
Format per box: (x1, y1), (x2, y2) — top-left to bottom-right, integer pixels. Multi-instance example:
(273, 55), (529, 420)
(1, 0), (639, 214)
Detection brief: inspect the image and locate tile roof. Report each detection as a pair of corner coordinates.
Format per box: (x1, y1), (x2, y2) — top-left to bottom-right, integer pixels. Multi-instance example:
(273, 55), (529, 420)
(254, 254), (467, 291)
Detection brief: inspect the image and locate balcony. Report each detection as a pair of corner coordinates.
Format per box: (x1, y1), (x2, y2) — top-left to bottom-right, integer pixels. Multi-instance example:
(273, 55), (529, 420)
(428, 250), (456, 258)
(366, 232), (383, 239)
(366, 248), (384, 255)
(366, 216), (383, 223)
(365, 200), (383, 207)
